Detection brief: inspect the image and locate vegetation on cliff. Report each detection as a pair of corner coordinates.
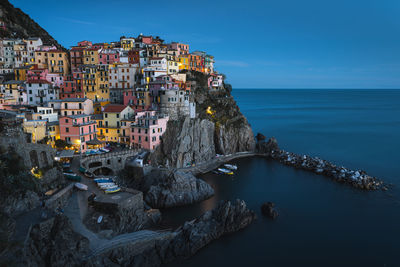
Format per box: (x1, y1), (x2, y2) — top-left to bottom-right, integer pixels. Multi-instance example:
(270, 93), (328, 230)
(0, 0), (62, 47)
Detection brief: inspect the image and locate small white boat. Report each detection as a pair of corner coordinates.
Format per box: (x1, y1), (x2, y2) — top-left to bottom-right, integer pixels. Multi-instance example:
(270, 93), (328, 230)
(224, 164), (237, 170)
(217, 168), (234, 175)
(74, 182), (88, 191)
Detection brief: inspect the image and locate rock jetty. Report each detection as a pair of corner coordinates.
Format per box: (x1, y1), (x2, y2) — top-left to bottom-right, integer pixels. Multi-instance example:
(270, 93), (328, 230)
(271, 149), (384, 190)
(255, 135), (385, 190)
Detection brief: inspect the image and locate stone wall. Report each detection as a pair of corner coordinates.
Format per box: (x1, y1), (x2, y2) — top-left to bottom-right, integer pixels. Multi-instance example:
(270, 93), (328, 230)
(80, 149), (139, 174)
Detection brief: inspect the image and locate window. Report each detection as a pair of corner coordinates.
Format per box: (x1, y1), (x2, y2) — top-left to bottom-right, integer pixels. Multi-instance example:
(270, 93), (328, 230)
(65, 119), (69, 123)
(66, 127), (69, 133)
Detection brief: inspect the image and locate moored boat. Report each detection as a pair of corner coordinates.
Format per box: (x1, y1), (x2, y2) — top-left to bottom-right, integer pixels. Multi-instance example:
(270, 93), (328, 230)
(64, 173), (81, 181)
(84, 171), (94, 178)
(217, 168), (234, 175)
(224, 164), (238, 170)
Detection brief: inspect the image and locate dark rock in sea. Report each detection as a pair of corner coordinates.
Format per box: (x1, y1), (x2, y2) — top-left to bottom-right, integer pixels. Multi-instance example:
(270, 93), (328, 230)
(256, 137), (280, 156)
(145, 170), (214, 208)
(261, 202), (278, 219)
(86, 199), (256, 267)
(256, 133), (266, 141)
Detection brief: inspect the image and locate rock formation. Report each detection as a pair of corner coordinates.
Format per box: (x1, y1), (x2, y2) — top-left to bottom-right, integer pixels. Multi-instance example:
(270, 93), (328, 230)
(151, 118), (216, 168)
(145, 170), (214, 208)
(86, 199), (256, 267)
(24, 215), (90, 266)
(261, 202), (278, 219)
(151, 71), (255, 168)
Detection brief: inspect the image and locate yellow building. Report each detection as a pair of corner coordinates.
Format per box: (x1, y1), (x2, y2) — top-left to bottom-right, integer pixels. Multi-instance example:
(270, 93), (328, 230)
(178, 54), (190, 71)
(83, 48), (100, 65)
(47, 50), (70, 76)
(97, 104), (134, 143)
(23, 120), (47, 143)
(120, 37), (135, 51)
(46, 121), (60, 147)
(82, 65), (110, 103)
(0, 80), (25, 104)
(14, 64), (34, 81)
(34, 50), (48, 69)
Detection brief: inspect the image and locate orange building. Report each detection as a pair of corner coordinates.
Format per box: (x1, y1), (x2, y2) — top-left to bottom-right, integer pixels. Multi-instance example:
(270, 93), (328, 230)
(189, 54), (204, 73)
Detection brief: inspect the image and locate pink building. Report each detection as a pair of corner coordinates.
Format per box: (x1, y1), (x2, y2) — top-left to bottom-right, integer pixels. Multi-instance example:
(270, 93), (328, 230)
(123, 88), (137, 106)
(130, 111), (169, 150)
(27, 66), (63, 87)
(78, 40), (92, 47)
(60, 98), (94, 116)
(59, 114), (97, 152)
(207, 74), (224, 89)
(99, 49), (120, 65)
(168, 42), (189, 56)
(27, 66), (48, 81)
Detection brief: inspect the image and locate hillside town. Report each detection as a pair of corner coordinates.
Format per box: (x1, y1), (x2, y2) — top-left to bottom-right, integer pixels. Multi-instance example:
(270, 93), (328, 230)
(0, 35), (225, 153)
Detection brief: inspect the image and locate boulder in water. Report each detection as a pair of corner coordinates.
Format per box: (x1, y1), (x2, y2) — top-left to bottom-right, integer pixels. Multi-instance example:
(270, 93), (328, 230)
(261, 202), (278, 219)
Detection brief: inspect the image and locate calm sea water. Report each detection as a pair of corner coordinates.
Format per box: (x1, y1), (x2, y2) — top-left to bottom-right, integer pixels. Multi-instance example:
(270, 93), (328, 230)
(163, 89), (400, 267)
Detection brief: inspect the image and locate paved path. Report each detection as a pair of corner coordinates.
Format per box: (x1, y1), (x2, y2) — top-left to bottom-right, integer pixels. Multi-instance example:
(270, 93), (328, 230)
(85, 230), (173, 259)
(64, 192), (103, 251)
(179, 151), (257, 175)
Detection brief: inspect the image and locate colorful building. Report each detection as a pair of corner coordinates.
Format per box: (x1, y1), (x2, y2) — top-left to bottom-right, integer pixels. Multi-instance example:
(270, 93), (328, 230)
(81, 64), (109, 102)
(130, 111), (169, 150)
(59, 114), (97, 152)
(99, 49), (120, 65)
(97, 104), (134, 143)
(178, 54), (190, 71)
(47, 50), (70, 76)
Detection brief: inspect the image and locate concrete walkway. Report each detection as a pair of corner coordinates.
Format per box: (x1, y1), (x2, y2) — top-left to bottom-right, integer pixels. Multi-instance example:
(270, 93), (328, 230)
(180, 151), (257, 175)
(64, 192), (103, 251)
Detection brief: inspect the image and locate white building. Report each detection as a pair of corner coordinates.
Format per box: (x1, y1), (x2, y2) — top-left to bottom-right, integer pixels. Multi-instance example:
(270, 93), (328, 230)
(108, 63), (138, 89)
(159, 88), (195, 120)
(26, 80), (58, 106)
(25, 37), (43, 63)
(34, 106), (58, 122)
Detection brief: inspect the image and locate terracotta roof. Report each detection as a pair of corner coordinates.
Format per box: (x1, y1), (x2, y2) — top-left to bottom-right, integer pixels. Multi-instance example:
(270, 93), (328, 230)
(103, 104), (127, 113)
(27, 79), (51, 84)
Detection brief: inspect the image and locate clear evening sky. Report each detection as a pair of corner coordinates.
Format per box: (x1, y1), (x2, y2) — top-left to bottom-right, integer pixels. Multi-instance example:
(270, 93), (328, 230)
(11, 0), (400, 89)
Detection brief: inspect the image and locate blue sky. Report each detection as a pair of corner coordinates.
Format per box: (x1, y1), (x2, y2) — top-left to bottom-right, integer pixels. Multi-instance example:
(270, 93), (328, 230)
(10, 0), (400, 89)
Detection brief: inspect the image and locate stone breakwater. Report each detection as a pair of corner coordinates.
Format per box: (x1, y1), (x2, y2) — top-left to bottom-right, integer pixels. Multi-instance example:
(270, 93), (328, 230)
(270, 149), (385, 190)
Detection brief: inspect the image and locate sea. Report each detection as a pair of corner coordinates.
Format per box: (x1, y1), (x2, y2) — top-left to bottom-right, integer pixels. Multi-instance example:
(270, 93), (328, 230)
(163, 89), (400, 267)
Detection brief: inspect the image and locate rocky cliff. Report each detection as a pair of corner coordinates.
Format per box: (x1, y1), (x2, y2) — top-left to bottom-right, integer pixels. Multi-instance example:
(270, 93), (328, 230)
(0, 0), (62, 47)
(145, 170), (214, 208)
(24, 215), (90, 267)
(0, 125), (66, 215)
(151, 71), (255, 168)
(86, 199), (256, 267)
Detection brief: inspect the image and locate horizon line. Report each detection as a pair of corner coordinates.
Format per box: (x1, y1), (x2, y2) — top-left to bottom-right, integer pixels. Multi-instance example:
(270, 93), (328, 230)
(233, 88), (400, 90)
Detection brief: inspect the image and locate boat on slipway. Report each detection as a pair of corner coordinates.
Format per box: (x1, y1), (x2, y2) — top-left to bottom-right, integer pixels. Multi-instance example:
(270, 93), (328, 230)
(105, 187), (121, 194)
(74, 183), (88, 191)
